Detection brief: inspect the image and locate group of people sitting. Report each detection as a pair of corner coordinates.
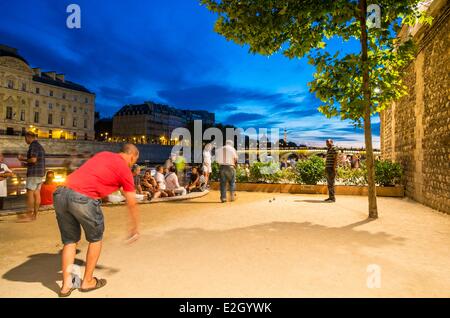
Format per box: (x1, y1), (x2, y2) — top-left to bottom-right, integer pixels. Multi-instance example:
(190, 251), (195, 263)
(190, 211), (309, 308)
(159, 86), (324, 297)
(132, 164), (208, 201)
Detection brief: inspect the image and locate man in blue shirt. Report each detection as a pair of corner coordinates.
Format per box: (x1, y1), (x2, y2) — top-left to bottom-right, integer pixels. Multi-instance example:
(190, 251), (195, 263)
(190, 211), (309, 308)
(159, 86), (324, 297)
(18, 131), (46, 221)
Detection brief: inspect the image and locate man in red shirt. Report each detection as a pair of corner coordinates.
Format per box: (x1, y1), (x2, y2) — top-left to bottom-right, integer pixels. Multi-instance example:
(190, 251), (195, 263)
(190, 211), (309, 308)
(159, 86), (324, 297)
(53, 144), (140, 297)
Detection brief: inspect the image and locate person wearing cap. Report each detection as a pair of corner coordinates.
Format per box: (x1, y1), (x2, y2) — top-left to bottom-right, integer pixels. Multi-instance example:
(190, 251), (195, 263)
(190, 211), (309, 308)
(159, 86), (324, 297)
(17, 131), (46, 221)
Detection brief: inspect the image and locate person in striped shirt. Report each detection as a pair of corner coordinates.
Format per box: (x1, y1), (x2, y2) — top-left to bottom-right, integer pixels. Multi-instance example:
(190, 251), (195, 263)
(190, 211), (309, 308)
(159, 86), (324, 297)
(325, 139), (338, 202)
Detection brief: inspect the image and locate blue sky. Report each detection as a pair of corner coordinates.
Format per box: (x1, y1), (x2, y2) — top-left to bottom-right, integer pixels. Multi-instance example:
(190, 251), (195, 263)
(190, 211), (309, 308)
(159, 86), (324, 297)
(0, 0), (380, 148)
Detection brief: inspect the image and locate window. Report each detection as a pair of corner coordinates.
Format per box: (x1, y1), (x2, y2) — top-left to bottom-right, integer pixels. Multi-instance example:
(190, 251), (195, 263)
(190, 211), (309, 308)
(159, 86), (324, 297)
(49, 90), (53, 97)
(20, 110), (25, 121)
(84, 108), (88, 115)
(85, 97), (89, 104)
(36, 87), (40, 94)
(61, 116), (65, 126)
(84, 133), (88, 141)
(34, 112), (39, 123)
(73, 118), (77, 127)
(21, 127), (26, 136)
(48, 103), (53, 110)
(49, 130), (53, 139)
(84, 119), (88, 129)
(73, 107), (77, 113)
(7, 80), (14, 89)
(62, 105), (66, 112)
(35, 100), (39, 107)
(73, 132), (77, 140)
(6, 107), (13, 119)
(21, 83), (26, 91)
(62, 93), (66, 99)
(48, 113), (53, 125)
(74, 96), (77, 101)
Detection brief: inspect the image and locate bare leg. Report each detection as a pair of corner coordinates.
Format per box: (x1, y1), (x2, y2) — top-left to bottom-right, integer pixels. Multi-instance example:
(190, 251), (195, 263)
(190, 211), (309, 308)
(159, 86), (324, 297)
(33, 188), (41, 218)
(61, 243), (77, 293)
(27, 189), (34, 218)
(81, 241), (102, 289)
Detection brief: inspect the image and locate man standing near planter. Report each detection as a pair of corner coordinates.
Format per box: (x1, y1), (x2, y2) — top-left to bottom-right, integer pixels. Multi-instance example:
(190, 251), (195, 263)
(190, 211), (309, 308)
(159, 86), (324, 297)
(215, 140), (238, 203)
(325, 139), (338, 203)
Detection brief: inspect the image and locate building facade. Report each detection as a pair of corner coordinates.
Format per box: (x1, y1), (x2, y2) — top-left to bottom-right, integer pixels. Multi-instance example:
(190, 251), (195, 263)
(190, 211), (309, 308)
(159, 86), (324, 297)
(380, 0), (449, 214)
(112, 101), (215, 145)
(0, 45), (95, 140)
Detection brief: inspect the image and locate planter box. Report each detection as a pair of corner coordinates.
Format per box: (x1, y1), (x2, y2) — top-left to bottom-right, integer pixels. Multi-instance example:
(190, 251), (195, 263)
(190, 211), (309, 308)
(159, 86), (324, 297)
(210, 182), (404, 197)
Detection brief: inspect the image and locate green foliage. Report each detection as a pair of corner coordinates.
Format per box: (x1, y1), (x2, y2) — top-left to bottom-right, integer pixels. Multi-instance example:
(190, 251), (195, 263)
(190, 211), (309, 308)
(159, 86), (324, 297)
(201, 0), (431, 126)
(279, 167), (297, 183)
(374, 160), (403, 186)
(236, 164), (250, 183)
(295, 156), (325, 185)
(210, 161), (220, 181)
(249, 161), (282, 183)
(337, 165), (368, 186)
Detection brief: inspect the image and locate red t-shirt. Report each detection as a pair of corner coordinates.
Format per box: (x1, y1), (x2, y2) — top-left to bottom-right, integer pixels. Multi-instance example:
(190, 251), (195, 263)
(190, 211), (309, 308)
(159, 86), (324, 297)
(66, 152), (135, 199)
(40, 183), (57, 205)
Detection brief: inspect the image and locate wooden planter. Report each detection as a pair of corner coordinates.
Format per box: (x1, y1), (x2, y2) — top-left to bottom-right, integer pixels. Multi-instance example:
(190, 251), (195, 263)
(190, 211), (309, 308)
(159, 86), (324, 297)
(210, 182), (404, 197)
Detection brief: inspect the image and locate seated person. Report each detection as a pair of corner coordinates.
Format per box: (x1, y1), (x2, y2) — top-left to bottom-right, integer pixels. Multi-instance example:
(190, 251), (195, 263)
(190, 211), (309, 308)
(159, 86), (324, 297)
(0, 153), (14, 210)
(40, 170), (57, 207)
(155, 165), (174, 197)
(190, 167), (208, 193)
(132, 165), (150, 200)
(165, 166), (186, 196)
(141, 169), (167, 199)
(185, 166), (200, 193)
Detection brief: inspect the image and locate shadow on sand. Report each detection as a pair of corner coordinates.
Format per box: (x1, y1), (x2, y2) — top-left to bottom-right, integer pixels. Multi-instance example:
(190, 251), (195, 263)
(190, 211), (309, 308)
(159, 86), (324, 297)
(2, 250), (119, 295)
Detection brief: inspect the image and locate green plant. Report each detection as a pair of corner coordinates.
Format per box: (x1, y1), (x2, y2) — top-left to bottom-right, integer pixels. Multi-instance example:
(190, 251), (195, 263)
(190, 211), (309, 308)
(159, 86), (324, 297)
(337, 166), (367, 186)
(236, 165), (250, 183)
(210, 161), (220, 182)
(279, 167), (297, 184)
(295, 156), (325, 185)
(375, 160), (403, 186)
(249, 162), (281, 183)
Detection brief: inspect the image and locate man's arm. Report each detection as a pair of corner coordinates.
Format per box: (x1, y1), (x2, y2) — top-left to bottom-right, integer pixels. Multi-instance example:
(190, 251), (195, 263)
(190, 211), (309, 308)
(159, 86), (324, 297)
(123, 191), (140, 241)
(18, 154), (37, 164)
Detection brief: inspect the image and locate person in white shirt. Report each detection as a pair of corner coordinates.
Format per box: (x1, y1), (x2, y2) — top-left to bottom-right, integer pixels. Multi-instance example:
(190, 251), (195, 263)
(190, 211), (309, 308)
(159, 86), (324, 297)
(155, 165), (167, 190)
(0, 153), (14, 210)
(202, 143), (213, 185)
(215, 140), (238, 203)
(165, 166), (186, 196)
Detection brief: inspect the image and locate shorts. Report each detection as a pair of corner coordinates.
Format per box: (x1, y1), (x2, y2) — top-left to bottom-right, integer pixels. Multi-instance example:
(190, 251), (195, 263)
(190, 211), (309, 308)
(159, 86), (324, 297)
(26, 177), (43, 191)
(203, 163), (212, 173)
(53, 187), (104, 245)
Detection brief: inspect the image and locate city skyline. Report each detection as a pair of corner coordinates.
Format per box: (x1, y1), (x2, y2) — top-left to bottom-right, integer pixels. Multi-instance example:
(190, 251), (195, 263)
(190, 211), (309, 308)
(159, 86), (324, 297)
(0, 0), (380, 148)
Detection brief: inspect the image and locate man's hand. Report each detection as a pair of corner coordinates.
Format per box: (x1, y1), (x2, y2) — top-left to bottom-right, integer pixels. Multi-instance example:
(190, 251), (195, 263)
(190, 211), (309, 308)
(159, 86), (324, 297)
(124, 191), (140, 244)
(17, 154), (26, 161)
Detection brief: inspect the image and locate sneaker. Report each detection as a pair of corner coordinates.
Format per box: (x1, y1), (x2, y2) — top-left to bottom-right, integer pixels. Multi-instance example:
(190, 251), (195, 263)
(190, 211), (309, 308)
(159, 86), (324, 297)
(324, 198), (336, 203)
(221, 199), (227, 203)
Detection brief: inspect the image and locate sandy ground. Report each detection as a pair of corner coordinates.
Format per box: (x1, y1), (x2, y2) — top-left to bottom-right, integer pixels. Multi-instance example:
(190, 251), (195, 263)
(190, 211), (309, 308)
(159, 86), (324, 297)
(0, 191), (449, 298)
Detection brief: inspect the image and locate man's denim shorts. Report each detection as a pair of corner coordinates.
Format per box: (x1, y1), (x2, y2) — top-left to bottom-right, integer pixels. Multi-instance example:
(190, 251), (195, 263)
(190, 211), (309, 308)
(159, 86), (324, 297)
(26, 177), (43, 191)
(53, 187), (104, 245)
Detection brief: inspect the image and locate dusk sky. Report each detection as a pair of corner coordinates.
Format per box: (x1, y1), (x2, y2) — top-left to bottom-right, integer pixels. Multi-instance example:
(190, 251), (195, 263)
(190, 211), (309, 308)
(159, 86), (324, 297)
(0, 0), (380, 148)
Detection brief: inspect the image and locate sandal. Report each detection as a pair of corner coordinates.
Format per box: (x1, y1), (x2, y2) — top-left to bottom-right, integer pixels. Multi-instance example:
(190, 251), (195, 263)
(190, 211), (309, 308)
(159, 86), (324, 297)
(79, 277), (107, 293)
(58, 288), (76, 298)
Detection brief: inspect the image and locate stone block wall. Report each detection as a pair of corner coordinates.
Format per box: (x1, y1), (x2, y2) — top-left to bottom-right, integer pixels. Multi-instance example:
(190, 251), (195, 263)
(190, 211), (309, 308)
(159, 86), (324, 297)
(380, 1), (450, 213)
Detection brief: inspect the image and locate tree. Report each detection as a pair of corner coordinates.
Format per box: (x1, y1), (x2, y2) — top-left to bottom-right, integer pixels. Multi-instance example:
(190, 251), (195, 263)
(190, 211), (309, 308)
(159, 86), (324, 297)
(201, 0), (431, 218)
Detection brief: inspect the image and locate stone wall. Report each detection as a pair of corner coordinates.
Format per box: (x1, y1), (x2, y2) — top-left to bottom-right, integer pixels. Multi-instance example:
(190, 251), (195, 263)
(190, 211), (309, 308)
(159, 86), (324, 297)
(0, 135), (173, 164)
(380, 0), (450, 214)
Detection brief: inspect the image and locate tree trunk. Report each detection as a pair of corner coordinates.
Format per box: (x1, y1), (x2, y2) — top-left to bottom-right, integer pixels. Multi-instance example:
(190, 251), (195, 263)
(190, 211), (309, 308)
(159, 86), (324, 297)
(359, 0), (378, 219)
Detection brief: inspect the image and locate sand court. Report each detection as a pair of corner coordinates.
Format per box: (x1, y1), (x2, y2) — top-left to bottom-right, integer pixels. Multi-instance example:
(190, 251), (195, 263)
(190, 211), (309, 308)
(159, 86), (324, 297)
(0, 191), (449, 298)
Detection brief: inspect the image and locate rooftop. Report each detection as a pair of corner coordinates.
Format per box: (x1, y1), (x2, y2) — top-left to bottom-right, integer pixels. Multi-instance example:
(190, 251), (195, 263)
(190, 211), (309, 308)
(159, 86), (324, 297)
(0, 44), (93, 94)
